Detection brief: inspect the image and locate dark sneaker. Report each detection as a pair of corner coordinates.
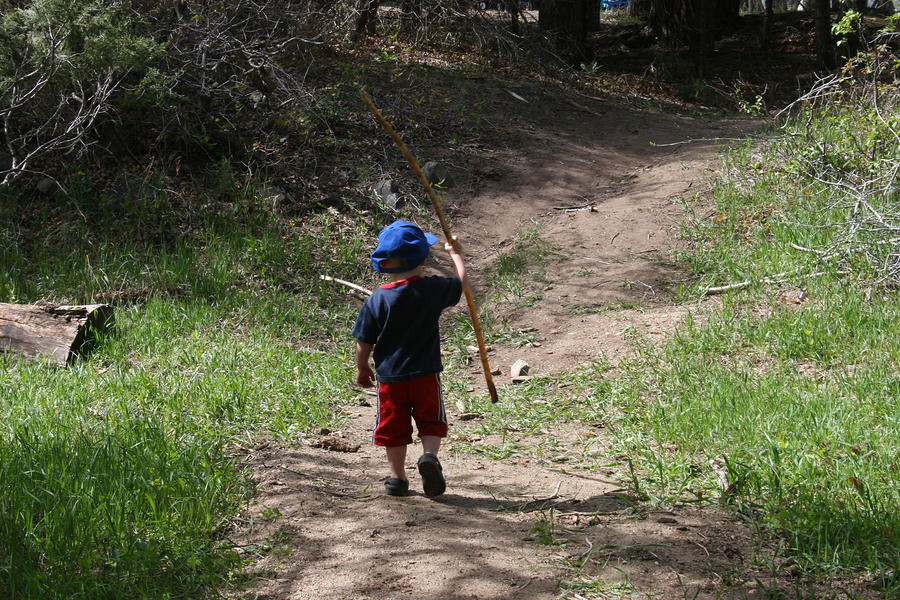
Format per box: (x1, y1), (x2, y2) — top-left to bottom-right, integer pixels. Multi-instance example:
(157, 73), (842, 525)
(417, 453), (446, 497)
(383, 477), (409, 496)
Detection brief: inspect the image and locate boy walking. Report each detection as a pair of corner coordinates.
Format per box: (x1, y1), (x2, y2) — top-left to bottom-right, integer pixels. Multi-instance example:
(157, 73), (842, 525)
(352, 220), (465, 497)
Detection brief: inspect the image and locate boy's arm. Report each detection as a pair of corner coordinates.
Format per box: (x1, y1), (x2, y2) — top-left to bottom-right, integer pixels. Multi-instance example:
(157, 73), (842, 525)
(355, 340), (375, 388)
(445, 235), (466, 286)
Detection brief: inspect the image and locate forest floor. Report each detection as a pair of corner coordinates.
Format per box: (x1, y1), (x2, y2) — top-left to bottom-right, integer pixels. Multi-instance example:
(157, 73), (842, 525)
(226, 78), (830, 600)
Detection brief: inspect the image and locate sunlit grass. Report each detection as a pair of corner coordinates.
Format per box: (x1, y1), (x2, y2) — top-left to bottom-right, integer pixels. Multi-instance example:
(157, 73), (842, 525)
(0, 179), (366, 598)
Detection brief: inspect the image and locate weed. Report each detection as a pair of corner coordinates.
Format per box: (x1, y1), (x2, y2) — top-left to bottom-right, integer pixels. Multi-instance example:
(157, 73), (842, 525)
(527, 510), (570, 546)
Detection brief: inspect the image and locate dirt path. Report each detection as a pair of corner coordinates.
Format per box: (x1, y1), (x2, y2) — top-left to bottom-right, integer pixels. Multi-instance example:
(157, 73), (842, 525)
(235, 89), (775, 599)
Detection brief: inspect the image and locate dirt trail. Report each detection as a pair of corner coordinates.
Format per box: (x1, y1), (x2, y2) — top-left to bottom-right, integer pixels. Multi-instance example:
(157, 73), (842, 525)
(236, 87), (771, 599)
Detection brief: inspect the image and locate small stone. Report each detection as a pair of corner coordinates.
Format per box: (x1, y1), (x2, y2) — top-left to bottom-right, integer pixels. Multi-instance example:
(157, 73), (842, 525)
(358, 397), (372, 407)
(404, 520), (417, 527)
(423, 161), (452, 187)
(491, 368), (501, 376)
(374, 179), (401, 210)
(455, 399), (467, 412)
(510, 359), (530, 377)
(466, 345), (479, 353)
(531, 342), (542, 347)
(657, 517), (678, 524)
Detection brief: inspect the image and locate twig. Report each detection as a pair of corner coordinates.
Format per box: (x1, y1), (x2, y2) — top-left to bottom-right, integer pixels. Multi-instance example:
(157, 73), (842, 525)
(532, 481), (562, 502)
(514, 577), (535, 592)
(651, 137), (754, 148)
(691, 540), (710, 558)
(565, 97), (605, 118)
(789, 243), (828, 255)
(704, 280), (756, 294)
(555, 509), (622, 517)
(577, 537), (595, 562)
(704, 269), (847, 295)
(553, 202), (595, 211)
(320, 275), (372, 296)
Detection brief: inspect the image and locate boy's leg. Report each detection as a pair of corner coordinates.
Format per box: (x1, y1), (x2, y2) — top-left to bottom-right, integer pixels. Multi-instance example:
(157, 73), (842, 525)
(375, 381), (414, 496)
(409, 375), (448, 497)
(421, 435), (441, 456)
(385, 444), (408, 480)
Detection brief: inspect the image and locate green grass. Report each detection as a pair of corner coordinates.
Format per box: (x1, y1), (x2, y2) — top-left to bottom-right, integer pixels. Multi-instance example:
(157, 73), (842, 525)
(606, 81), (900, 579)
(0, 173), (370, 598)
(493, 224), (559, 305)
(609, 289), (899, 573)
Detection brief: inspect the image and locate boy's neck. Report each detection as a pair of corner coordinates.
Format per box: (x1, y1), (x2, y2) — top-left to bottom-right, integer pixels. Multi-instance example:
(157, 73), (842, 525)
(388, 266), (423, 282)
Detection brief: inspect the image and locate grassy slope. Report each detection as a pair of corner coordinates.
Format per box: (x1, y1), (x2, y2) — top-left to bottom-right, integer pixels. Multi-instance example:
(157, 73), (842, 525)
(0, 185), (370, 598)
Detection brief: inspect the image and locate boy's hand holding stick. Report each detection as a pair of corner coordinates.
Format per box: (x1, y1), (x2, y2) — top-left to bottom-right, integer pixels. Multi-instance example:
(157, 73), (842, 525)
(359, 89), (498, 403)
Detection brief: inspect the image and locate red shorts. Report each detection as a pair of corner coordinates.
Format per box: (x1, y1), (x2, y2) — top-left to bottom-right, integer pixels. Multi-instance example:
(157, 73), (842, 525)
(374, 374), (448, 446)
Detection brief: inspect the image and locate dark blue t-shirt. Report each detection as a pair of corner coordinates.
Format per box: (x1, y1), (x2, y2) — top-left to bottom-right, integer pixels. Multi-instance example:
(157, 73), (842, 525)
(352, 275), (462, 382)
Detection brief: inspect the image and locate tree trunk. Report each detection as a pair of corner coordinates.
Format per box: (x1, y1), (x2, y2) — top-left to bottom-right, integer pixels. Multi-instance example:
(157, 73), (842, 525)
(586, 0), (601, 32)
(539, 0), (589, 47)
(0, 303), (113, 366)
(630, 0), (651, 18)
(815, 0), (836, 68)
(353, 0), (382, 39)
(763, 0), (774, 50)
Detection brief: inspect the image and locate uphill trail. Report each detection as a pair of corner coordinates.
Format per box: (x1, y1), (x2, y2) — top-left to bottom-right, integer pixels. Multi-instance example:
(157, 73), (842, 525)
(236, 86), (769, 600)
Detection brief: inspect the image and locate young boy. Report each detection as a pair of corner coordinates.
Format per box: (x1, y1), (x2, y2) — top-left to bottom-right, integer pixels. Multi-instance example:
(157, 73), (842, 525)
(352, 220), (465, 497)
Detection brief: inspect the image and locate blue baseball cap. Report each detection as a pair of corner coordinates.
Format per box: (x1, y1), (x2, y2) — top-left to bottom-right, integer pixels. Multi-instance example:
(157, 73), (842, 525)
(371, 220), (438, 273)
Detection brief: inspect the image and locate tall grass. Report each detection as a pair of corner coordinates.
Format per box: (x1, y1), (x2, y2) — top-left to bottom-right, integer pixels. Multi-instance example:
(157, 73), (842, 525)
(0, 170), (373, 598)
(609, 75), (899, 578)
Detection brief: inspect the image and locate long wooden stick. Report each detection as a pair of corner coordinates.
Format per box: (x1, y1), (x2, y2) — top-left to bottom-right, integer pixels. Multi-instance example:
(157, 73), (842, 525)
(359, 89), (498, 403)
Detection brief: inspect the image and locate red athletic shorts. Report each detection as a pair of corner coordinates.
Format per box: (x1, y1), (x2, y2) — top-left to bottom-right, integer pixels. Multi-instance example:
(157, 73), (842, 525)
(374, 374), (448, 446)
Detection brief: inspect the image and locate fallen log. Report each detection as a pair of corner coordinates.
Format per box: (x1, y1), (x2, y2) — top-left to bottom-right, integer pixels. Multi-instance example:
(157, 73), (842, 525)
(0, 303), (114, 366)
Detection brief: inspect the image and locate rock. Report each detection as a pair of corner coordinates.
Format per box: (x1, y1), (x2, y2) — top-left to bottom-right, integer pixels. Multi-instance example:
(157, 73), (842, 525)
(309, 437), (360, 453)
(510, 359), (530, 377)
(374, 179), (401, 210)
(423, 161), (452, 187)
(36, 177), (57, 195)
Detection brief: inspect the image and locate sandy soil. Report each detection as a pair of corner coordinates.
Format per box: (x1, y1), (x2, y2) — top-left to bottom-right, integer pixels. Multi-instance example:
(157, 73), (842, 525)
(230, 82), (863, 599)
